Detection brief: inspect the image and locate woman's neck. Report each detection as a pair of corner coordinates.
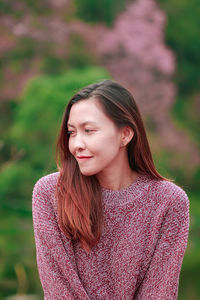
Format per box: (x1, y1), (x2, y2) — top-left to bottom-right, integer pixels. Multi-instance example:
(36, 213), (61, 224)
(96, 160), (138, 191)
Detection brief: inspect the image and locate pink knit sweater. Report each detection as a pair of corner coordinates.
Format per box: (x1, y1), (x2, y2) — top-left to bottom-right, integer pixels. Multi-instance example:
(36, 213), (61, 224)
(32, 172), (189, 300)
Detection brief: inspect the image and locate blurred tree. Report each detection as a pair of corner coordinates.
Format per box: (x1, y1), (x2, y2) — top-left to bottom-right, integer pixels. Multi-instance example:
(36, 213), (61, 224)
(158, 0), (200, 165)
(0, 0), (48, 17)
(158, 0), (200, 95)
(74, 0), (127, 26)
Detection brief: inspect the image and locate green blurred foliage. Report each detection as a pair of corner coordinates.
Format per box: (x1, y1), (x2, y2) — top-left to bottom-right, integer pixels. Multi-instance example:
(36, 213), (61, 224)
(159, 0), (200, 95)
(155, 5), (200, 296)
(153, 149), (200, 300)
(67, 33), (98, 69)
(0, 32), (97, 85)
(173, 95), (200, 153)
(0, 67), (110, 298)
(158, 0), (200, 153)
(156, 8), (200, 295)
(41, 33), (97, 74)
(0, 0), (48, 17)
(74, 0), (126, 26)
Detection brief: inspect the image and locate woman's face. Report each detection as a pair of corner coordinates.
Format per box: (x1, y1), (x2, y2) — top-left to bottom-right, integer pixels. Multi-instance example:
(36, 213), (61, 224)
(67, 97), (124, 177)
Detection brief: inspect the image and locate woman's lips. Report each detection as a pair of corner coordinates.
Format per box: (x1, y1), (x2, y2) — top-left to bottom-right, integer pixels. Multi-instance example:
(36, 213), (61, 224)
(76, 155), (93, 161)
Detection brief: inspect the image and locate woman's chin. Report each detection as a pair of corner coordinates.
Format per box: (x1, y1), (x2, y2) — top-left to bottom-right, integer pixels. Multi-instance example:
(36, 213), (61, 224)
(79, 168), (97, 177)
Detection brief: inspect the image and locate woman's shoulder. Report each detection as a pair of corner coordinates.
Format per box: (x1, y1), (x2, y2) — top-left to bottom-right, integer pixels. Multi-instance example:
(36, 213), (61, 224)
(151, 177), (187, 195)
(32, 172), (60, 228)
(145, 175), (189, 209)
(32, 172), (59, 204)
(33, 172), (59, 192)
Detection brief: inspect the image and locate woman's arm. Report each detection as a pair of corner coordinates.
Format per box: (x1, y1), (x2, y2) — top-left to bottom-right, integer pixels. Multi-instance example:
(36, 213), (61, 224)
(32, 174), (90, 300)
(135, 188), (189, 300)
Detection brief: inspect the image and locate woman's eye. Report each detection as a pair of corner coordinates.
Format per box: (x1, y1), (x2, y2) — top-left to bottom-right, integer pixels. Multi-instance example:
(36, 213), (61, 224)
(85, 129), (94, 134)
(67, 130), (75, 136)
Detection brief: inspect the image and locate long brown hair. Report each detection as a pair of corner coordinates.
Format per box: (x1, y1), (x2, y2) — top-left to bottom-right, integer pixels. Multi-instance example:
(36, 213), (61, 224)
(56, 80), (165, 251)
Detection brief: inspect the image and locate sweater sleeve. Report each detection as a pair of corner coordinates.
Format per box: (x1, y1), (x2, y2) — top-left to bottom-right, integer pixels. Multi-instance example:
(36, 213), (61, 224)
(135, 186), (189, 300)
(32, 175), (90, 300)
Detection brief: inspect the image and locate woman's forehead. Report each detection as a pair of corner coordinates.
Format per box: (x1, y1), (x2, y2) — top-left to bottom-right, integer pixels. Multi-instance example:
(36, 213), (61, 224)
(68, 97), (116, 128)
(69, 98), (104, 121)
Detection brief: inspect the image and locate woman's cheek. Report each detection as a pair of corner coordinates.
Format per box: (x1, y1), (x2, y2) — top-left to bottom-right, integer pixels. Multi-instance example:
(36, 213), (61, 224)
(68, 139), (73, 154)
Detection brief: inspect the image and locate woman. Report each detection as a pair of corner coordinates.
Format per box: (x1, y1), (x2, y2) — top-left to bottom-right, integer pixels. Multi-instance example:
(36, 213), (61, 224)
(32, 80), (189, 299)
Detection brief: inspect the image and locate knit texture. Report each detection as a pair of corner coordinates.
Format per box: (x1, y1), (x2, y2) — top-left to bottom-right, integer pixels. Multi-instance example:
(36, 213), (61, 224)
(32, 172), (189, 300)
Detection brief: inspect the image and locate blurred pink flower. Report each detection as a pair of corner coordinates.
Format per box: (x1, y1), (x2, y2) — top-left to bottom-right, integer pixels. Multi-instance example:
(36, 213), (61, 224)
(97, 0), (175, 75)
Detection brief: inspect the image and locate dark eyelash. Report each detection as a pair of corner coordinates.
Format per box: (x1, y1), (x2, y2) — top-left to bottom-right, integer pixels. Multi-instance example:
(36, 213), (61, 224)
(67, 130), (73, 135)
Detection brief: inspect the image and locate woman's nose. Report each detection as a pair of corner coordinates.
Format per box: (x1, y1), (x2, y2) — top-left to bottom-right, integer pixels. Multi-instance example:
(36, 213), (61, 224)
(73, 134), (86, 151)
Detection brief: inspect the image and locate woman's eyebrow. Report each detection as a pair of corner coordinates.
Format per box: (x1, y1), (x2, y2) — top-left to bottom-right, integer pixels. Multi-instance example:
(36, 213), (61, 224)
(67, 123), (75, 128)
(67, 121), (97, 127)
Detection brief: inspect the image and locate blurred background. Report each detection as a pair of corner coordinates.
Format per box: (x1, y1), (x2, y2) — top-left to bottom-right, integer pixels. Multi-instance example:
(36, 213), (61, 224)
(0, 0), (199, 299)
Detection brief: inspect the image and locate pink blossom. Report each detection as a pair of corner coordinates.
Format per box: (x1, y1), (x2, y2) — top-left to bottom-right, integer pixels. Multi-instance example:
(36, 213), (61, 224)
(97, 0), (175, 75)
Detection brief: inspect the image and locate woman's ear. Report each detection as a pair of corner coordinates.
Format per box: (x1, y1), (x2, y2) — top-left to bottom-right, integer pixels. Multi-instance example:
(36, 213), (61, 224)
(120, 126), (134, 147)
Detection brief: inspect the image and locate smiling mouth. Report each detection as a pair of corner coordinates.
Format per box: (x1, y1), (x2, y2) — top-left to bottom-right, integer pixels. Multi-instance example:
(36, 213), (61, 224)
(76, 156), (93, 160)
